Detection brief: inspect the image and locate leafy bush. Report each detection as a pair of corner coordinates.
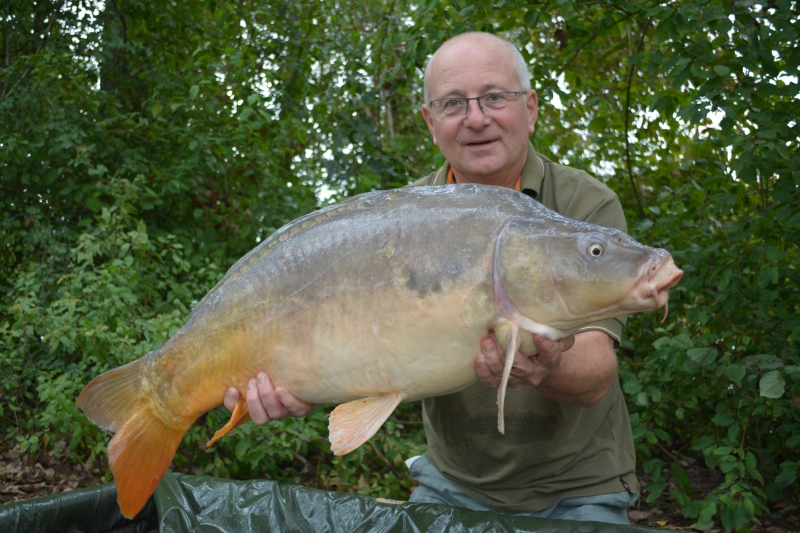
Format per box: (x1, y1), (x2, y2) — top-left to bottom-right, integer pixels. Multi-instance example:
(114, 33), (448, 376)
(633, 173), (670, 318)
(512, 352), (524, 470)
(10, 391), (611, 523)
(1, 2), (797, 532)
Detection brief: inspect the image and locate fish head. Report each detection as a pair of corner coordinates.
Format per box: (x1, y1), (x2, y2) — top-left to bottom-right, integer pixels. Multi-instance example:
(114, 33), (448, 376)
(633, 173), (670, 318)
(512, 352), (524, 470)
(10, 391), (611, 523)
(494, 217), (683, 334)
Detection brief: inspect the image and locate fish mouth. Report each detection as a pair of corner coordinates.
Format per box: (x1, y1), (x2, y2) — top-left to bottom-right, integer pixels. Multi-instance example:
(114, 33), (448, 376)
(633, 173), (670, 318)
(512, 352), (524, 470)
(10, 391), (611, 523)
(634, 255), (683, 315)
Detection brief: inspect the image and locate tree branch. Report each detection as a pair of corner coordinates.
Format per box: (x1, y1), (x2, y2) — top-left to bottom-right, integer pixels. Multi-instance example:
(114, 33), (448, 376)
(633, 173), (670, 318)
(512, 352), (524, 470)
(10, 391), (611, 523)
(623, 17), (652, 218)
(538, 11), (637, 94)
(3, 6), (9, 69)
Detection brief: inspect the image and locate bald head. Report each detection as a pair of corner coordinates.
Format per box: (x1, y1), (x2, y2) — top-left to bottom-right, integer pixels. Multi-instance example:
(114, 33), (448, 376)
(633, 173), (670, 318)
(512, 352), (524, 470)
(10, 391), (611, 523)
(423, 32), (531, 104)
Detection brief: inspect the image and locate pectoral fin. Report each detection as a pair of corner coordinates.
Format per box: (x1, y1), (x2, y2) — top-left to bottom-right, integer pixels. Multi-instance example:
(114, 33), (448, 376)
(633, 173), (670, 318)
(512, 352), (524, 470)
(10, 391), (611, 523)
(497, 323), (519, 434)
(329, 392), (405, 455)
(207, 395), (251, 446)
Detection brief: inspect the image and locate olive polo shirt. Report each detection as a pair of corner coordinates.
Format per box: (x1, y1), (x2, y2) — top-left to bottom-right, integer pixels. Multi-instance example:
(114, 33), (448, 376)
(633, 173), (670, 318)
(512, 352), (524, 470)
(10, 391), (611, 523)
(409, 142), (639, 513)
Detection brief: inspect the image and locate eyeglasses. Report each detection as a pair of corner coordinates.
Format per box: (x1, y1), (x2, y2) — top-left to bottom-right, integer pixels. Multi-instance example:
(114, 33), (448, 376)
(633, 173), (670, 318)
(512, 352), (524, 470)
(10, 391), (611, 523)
(427, 91), (527, 121)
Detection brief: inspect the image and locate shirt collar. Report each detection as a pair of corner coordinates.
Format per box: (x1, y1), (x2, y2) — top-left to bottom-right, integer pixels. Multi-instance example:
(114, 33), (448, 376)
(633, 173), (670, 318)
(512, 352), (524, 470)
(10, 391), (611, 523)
(519, 141), (545, 200)
(446, 167), (521, 191)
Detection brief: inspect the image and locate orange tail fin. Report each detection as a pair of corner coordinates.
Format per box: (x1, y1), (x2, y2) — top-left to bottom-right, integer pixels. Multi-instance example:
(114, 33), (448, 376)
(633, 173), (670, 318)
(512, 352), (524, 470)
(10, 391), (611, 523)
(77, 359), (189, 518)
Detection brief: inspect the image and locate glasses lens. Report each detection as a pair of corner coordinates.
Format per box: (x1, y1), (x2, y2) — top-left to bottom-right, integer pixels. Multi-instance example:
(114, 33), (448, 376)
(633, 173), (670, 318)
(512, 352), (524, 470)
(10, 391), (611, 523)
(433, 98), (467, 119)
(481, 92), (515, 110)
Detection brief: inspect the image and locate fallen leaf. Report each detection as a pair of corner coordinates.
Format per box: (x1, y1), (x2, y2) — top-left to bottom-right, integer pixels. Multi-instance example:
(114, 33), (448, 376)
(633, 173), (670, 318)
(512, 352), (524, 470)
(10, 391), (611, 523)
(628, 510), (652, 522)
(2, 485), (25, 495)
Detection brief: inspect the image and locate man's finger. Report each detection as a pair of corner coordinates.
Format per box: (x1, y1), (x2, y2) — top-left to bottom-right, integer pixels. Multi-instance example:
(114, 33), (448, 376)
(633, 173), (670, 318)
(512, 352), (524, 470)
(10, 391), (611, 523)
(481, 335), (506, 375)
(510, 349), (537, 374)
(255, 372), (290, 420)
(247, 377), (271, 425)
(532, 334), (569, 370)
(476, 354), (499, 387)
(560, 335), (575, 353)
(223, 387), (240, 412)
(276, 388), (317, 416)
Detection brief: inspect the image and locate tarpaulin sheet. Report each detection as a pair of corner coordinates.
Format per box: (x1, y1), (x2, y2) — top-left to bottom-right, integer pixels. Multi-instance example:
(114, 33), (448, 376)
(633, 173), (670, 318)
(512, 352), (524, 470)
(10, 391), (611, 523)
(0, 471), (662, 532)
(0, 479), (157, 533)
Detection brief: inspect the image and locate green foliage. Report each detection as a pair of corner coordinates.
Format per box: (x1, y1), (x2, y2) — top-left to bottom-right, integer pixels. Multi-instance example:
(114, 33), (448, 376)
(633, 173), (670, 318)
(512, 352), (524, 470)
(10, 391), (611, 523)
(0, 0), (435, 502)
(174, 403), (426, 500)
(1, 1), (797, 530)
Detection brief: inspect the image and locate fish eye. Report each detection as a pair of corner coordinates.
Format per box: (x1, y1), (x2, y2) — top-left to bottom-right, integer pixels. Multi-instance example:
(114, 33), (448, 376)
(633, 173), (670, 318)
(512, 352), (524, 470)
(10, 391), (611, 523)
(587, 243), (604, 257)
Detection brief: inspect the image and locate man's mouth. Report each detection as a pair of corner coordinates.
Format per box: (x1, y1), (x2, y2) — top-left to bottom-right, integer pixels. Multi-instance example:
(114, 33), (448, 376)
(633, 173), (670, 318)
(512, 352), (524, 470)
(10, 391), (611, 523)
(466, 139), (495, 147)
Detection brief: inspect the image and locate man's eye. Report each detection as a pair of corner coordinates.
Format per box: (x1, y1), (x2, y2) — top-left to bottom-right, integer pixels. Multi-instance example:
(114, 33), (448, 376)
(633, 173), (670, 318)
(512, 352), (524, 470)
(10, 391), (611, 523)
(486, 93), (502, 102)
(445, 99), (462, 108)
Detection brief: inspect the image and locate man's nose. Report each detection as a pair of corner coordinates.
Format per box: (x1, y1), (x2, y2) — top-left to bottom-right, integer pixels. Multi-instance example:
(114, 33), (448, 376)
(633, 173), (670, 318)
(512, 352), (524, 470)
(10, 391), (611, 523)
(463, 99), (490, 127)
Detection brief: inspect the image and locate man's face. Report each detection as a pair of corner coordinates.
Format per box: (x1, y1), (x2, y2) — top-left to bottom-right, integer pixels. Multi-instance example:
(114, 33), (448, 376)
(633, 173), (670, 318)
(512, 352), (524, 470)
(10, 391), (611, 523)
(422, 37), (538, 186)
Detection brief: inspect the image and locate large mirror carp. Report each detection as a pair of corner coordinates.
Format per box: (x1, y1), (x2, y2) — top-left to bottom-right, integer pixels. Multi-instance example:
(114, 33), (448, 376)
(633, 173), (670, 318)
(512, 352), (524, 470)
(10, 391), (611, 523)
(77, 184), (683, 518)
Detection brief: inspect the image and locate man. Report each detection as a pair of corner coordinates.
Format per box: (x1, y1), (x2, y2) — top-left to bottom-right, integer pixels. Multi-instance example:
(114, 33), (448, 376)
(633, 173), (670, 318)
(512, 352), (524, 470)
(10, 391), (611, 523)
(225, 32), (638, 525)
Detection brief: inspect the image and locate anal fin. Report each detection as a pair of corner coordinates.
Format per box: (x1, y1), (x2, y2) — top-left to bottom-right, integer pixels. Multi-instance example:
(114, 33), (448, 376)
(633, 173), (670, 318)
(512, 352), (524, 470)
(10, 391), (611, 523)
(207, 395), (251, 446)
(329, 393), (405, 456)
(497, 323), (519, 434)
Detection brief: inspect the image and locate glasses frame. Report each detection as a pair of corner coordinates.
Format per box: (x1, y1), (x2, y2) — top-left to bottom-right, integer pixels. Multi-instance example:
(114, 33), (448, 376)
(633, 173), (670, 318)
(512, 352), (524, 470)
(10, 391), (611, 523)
(427, 90), (528, 121)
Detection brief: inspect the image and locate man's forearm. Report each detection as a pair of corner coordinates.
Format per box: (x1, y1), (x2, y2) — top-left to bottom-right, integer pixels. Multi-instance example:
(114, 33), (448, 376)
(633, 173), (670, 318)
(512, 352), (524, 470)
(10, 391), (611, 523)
(534, 330), (618, 408)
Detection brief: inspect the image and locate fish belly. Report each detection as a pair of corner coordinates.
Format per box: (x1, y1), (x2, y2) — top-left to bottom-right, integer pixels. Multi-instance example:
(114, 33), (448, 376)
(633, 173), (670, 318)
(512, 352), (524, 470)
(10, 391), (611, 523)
(262, 286), (487, 404)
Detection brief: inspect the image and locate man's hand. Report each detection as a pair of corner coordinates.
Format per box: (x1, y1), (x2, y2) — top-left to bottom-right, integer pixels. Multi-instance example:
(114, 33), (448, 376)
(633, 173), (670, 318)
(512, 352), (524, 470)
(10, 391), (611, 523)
(223, 372), (316, 425)
(476, 332), (575, 389)
(475, 330), (617, 407)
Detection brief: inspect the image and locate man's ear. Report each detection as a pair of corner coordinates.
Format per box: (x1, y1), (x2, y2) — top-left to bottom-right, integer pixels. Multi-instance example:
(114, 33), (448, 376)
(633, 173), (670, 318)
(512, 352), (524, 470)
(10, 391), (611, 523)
(422, 105), (438, 145)
(526, 90), (539, 134)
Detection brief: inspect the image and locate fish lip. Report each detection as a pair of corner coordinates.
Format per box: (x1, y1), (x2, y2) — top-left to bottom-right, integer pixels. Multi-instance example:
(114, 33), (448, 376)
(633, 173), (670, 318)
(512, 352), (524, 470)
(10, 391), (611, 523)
(635, 256), (683, 311)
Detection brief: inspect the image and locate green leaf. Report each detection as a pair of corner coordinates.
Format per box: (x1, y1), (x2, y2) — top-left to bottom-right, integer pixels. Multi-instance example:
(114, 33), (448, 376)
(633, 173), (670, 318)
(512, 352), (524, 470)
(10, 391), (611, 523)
(734, 500), (754, 531)
(727, 423), (740, 442)
(688, 347), (717, 366)
(523, 9), (539, 28)
(636, 391), (648, 406)
(693, 501), (717, 531)
(714, 446), (734, 455)
(713, 65), (730, 76)
(775, 462), (797, 485)
(671, 463), (693, 494)
(720, 499), (735, 532)
(716, 269), (731, 290)
(235, 439), (250, 461)
(712, 414), (735, 427)
(725, 364), (746, 382)
(759, 370), (785, 398)
(189, 85), (200, 100)
(671, 488), (692, 508)
(151, 101), (163, 118)
(458, 5), (475, 17)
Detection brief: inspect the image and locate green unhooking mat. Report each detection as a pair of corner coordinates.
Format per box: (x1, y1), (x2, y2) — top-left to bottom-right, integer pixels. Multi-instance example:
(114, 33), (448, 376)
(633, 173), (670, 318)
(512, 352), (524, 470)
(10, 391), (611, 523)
(0, 471), (661, 532)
